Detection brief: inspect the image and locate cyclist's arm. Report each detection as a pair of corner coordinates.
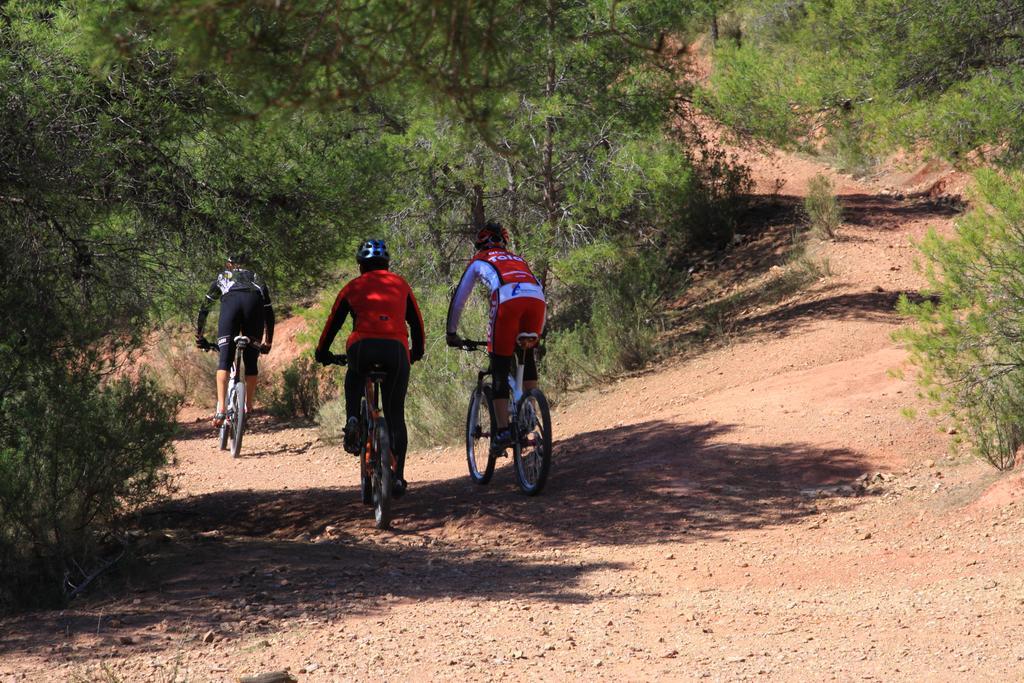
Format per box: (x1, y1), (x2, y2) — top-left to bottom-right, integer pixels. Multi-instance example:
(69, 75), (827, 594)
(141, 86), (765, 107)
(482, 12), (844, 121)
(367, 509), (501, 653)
(446, 262), (487, 335)
(405, 288), (426, 360)
(316, 285), (352, 355)
(195, 280), (221, 338)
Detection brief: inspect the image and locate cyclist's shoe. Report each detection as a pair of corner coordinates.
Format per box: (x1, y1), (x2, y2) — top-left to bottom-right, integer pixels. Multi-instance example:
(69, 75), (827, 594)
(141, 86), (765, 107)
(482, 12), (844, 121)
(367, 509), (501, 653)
(393, 478), (408, 499)
(490, 428), (512, 455)
(343, 416), (360, 454)
(212, 412), (226, 428)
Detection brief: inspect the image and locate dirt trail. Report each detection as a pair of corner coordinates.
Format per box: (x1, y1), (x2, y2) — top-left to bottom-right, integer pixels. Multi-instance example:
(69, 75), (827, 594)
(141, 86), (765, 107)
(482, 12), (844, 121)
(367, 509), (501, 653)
(8, 132), (1024, 683)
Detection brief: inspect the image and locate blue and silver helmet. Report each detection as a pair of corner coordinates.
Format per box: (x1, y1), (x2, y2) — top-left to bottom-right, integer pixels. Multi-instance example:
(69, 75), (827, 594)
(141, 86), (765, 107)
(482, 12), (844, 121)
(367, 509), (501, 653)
(356, 239), (390, 265)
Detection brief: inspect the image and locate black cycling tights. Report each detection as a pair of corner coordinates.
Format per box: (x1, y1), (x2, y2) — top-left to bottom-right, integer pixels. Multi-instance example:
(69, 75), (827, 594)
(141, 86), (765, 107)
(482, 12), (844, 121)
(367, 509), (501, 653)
(490, 349), (538, 400)
(345, 339), (411, 479)
(217, 291), (265, 375)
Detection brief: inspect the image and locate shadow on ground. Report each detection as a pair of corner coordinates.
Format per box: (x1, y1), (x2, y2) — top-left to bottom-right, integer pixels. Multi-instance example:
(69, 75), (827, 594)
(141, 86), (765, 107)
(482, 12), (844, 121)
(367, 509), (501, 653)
(738, 192), (962, 237)
(1, 420), (872, 660)
(839, 193), (963, 228)
(733, 289), (936, 340)
(665, 189), (956, 351)
(399, 419), (868, 542)
(173, 415), (315, 444)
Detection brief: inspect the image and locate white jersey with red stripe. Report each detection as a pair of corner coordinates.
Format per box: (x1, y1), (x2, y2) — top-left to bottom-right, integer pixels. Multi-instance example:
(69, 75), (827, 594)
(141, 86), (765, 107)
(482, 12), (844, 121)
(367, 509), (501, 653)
(446, 248), (545, 335)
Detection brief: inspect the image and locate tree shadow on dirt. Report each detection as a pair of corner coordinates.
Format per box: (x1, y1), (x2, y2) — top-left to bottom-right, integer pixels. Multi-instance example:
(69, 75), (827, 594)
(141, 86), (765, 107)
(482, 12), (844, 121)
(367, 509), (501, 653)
(173, 416), (315, 443)
(2, 420), (873, 661)
(1, 520), (622, 660)
(150, 420), (867, 548)
(665, 190), (957, 354)
(839, 193), (963, 229)
(736, 192), (962, 236)
(398, 419), (868, 544)
(730, 289), (938, 340)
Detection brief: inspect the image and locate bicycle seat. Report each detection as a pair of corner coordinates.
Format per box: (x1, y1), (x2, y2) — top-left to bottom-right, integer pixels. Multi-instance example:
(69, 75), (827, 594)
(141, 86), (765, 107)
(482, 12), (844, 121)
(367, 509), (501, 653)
(234, 335), (251, 347)
(516, 332), (540, 349)
(368, 362), (388, 381)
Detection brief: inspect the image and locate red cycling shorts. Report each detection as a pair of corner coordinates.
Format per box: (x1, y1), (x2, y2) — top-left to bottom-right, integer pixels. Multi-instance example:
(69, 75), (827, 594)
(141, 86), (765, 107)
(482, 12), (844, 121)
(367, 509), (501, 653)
(488, 295), (546, 356)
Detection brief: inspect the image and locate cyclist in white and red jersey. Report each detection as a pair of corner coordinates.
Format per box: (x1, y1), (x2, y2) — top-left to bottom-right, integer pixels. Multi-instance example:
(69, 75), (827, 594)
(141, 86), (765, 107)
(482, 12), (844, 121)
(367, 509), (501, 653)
(446, 221), (546, 452)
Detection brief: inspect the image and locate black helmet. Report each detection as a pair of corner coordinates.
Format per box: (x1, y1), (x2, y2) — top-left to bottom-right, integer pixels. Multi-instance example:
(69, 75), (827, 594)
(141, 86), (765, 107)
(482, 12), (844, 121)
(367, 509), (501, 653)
(226, 252), (249, 266)
(474, 221), (509, 250)
(356, 239), (390, 265)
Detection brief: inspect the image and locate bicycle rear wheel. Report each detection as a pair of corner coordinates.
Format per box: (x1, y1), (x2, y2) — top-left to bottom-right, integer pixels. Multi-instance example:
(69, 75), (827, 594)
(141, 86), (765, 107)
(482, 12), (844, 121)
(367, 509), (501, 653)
(466, 385), (497, 485)
(230, 383), (246, 458)
(512, 388), (552, 495)
(372, 417), (393, 530)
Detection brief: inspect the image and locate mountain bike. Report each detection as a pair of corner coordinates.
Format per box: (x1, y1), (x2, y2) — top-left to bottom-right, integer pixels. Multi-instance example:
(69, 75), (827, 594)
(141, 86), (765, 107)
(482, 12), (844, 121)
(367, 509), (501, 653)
(322, 353), (396, 530)
(459, 336), (552, 495)
(199, 335), (256, 458)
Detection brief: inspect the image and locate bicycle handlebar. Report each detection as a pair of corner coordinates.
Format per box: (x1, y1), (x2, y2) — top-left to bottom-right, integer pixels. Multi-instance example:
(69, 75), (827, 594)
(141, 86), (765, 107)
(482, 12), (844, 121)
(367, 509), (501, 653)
(198, 338), (263, 353)
(320, 353), (348, 366)
(458, 340), (487, 351)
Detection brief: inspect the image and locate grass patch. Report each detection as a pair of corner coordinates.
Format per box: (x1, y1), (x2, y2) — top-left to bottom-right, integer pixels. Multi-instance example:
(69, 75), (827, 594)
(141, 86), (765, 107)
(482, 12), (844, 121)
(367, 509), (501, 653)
(804, 174), (843, 239)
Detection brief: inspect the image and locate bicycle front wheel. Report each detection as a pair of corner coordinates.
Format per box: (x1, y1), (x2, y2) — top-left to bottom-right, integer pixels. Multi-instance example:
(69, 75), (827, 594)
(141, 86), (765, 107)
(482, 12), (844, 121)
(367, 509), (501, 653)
(230, 383), (246, 458)
(372, 417), (393, 530)
(466, 385), (497, 485)
(512, 388), (552, 495)
(218, 405), (229, 451)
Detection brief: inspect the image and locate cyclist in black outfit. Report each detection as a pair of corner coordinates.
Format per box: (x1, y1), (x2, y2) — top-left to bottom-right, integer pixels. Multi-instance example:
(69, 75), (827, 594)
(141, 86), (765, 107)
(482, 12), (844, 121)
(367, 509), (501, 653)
(195, 254), (275, 426)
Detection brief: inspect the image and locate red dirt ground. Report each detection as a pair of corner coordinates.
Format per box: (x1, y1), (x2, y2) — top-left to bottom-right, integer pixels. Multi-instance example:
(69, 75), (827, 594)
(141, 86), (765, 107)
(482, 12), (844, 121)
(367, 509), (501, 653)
(5, 111), (1024, 683)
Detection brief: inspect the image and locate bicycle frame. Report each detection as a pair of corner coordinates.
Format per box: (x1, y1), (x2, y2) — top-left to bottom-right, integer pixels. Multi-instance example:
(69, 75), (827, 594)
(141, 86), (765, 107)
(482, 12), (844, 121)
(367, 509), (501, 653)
(465, 339), (535, 435)
(360, 372), (396, 476)
(227, 338), (247, 405)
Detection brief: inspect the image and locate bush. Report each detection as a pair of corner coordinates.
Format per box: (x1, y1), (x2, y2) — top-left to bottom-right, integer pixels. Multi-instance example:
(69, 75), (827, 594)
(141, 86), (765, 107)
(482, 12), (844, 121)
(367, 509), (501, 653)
(267, 357), (332, 420)
(897, 170), (1024, 470)
(697, 41), (804, 146)
(543, 241), (672, 393)
(0, 365), (178, 610)
(315, 398), (348, 446)
(699, 0), (1024, 168)
(803, 174), (842, 239)
(144, 329), (219, 408)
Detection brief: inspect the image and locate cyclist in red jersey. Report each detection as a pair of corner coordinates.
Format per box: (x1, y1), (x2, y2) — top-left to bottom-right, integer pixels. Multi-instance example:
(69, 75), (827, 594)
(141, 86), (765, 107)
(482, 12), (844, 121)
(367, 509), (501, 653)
(445, 222), (546, 452)
(315, 239), (425, 497)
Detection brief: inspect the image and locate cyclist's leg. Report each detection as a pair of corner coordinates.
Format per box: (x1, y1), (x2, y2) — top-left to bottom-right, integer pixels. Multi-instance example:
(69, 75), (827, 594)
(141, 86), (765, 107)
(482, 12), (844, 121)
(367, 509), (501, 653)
(520, 298), (547, 392)
(491, 352), (514, 426)
(523, 350), (539, 393)
(239, 293), (264, 411)
(215, 295), (244, 416)
(378, 340), (410, 481)
(490, 298), (525, 429)
(344, 340), (367, 422)
(340, 340), (369, 452)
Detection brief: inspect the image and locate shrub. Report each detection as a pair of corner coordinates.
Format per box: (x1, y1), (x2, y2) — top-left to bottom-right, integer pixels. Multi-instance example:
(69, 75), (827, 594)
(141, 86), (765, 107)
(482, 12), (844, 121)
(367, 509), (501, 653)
(543, 241), (671, 393)
(803, 174), (842, 239)
(144, 329), (220, 408)
(315, 398), (348, 446)
(697, 41), (804, 146)
(897, 170), (1024, 470)
(0, 366), (178, 610)
(267, 357), (331, 420)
